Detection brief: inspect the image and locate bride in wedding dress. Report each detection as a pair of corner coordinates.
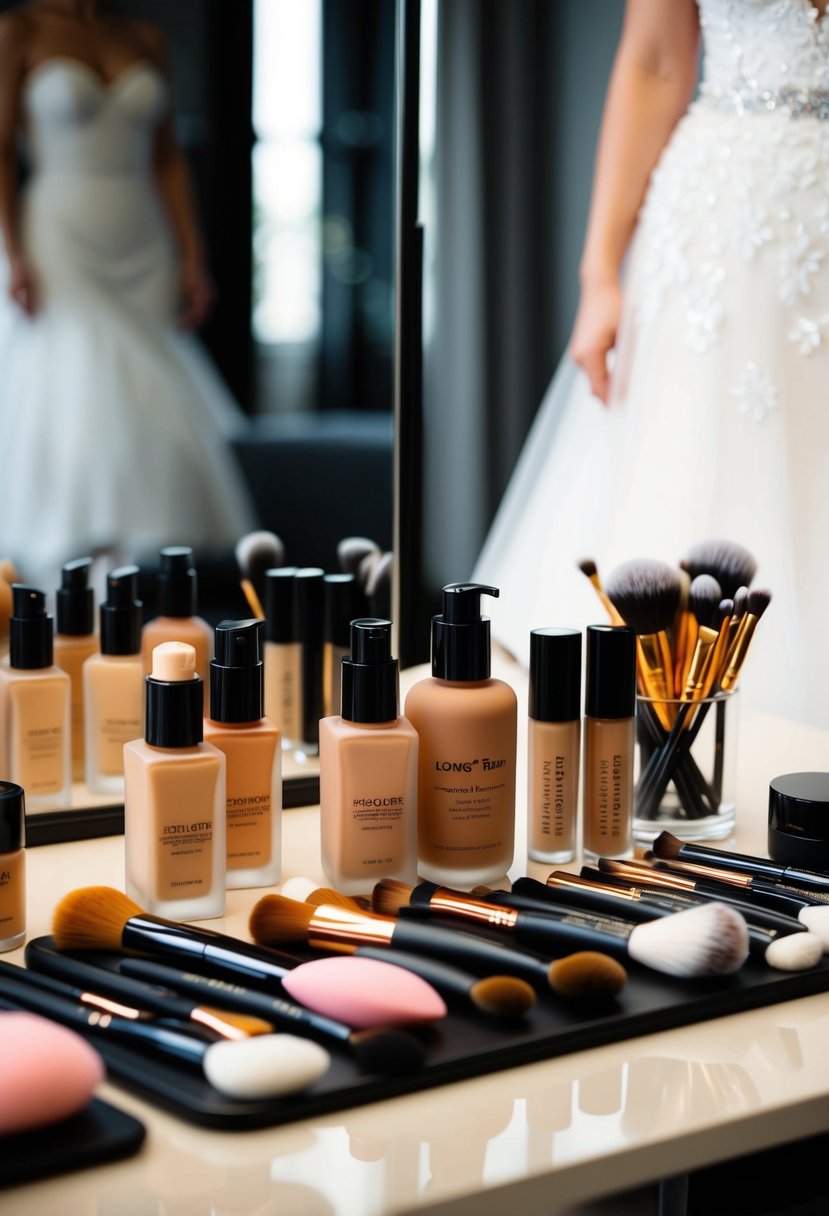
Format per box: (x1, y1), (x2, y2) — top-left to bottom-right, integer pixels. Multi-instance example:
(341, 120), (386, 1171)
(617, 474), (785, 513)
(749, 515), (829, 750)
(0, 0), (255, 583)
(474, 0), (829, 729)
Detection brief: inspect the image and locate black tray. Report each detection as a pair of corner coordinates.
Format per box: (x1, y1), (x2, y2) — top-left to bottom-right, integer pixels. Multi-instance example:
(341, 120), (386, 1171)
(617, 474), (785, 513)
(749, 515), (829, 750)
(0, 1098), (146, 1189)
(19, 933), (829, 1129)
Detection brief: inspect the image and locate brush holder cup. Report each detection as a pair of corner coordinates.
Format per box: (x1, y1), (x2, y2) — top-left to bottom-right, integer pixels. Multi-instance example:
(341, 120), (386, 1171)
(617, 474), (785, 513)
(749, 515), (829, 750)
(633, 690), (738, 845)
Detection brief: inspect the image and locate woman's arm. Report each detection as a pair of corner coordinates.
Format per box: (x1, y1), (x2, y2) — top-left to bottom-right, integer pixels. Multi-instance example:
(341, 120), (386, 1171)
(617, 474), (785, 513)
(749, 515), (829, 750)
(570, 0), (701, 403)
(139, 23), (214, 329)
(0, 14), (37, 315)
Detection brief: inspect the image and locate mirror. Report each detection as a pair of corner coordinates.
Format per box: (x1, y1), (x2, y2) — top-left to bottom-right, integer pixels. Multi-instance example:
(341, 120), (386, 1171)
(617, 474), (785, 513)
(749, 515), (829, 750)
(2, 0), (397, 843)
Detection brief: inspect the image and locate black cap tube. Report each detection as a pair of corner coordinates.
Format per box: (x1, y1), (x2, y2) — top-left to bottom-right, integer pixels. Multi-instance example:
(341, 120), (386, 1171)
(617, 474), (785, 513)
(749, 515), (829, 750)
(0, 782), (25, 852)
(99, 566), (142, 656)
(340, 618), (399, 723)
(157, 547), (198, 618)
(9, 585), (53, 669)
(324, 573), (359, 647)
(295, 568), (324, 744)
(264, 567), (298, 644)
(585, 625), (637, 719)
(529, 628), (582, 722)
(209, 619), (264, 723)
(56, 558), (94, 635)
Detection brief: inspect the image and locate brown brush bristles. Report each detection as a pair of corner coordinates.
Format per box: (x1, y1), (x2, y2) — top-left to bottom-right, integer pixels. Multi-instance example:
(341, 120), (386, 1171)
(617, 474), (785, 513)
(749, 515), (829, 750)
(249, 894), (315, 945)
(371, 878), (414, 917)
(577, 557), (598, 579)
(548, 952), (627, 1001)
(651, 831), (684, 860)
(747, 588), (772, 618)
(469, 975), (537, 1018)
(52, 886), (144, 951)
(307, 887), (370, 911)
(689, 574), (723, 628)
(604, 558), (684, 635)
(683, 539), (757, 599)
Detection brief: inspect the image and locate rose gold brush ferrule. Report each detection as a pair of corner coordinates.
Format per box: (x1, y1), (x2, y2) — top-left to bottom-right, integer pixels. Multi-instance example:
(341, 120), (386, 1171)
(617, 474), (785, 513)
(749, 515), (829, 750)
(308, 903), (398, 951)
(599, 857), (700, 892)
(547, 871), (641, 903)
(430, 887), (520, 929)
(720, 614), (759, 691)
(649, 855), (753, 888)
(82, 992), (144, 1020)
(636, 634), (675, 727)
(189, 1009), (248, 1041)
(682, 625), (719, 702)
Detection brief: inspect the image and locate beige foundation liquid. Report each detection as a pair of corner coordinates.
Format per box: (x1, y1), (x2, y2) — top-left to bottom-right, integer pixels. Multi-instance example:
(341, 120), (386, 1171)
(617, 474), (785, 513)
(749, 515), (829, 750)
(203, 620), (282, 889)
(527, 628), (582, 865)
(263, 567), (301, 748)
(319, 619), (417, 895)
(0, 782), (26, 952)
(53, 558), (98, 783)
(141, 548), (213, 708)
(582, 625), (637, 862)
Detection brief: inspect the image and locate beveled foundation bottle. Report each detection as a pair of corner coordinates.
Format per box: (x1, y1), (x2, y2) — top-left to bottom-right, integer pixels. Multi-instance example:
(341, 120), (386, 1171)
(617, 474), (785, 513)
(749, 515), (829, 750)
(124, 642), (225, 920)
(141, 547), (213, 707)
(294, 567), (324, 757)
(0, 586), (71, 813)
(0, 782), (26, 953)
(404, 584), (517, 887)
(323, 572), (359, 720)
(582, 624), (637, 863)
(263, 566), (301, 750)
(84, 566), (144, 796)
(204, 619), (282, 889)
(527, 628), (582, 865)
(319, 618), (417, 895)
(53, 558), (98, 782)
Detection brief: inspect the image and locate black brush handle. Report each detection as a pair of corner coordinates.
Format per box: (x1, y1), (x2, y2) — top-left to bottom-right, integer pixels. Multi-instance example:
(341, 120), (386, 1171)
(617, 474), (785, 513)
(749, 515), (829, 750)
(512, 909), (632, 961)
(482, 882), (664, 926)
(121, 915), (305, 987)
(354, 945), (481, 1002)
(389, 914), (553, 985)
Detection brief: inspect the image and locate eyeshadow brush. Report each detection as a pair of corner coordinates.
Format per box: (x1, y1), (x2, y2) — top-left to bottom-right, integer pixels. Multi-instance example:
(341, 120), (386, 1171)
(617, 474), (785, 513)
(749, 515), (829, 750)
(653, 831), (829, 897)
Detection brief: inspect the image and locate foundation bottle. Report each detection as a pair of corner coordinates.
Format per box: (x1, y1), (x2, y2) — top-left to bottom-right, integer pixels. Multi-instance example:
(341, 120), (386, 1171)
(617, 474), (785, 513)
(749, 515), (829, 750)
(582, 624), (637, 863)
(319, 618), (417, 895)
(83, 566), (144, 797)
(294, 567), (325, 757)
(263, 566), (301, 750)
(0, 586), (71, 813)
(53, 558), (99, 783)
(141, 547), (213, 707)
(0, 782), (26, 953)
(203, 619), (282, 889)
(124, 642), (225, 920)
(323, 572), (359, 720)
(404, 584), (517, 887)
(527, 627), (582, 865)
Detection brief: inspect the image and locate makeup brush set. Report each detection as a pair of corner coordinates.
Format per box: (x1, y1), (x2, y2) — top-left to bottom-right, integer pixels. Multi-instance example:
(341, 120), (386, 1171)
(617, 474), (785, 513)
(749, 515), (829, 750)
(5, 845), (829, 1130)
(580, 540), (770, 828)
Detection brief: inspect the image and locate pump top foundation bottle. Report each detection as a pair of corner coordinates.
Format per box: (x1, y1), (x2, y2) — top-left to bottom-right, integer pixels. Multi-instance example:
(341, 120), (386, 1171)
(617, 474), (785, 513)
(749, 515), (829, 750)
(141, 547), (213, 706)
(263, 566), (301, 750)
(53, 557), (98, 782)
(0, 585), (71, 813)
(319, 618), (417, 895)
(527, 627), (582, 865)
(582, 624), (637, 863)
(204, 619), (282, 889)
(405, 583), (517, 887)
(0, 781), (26, 953)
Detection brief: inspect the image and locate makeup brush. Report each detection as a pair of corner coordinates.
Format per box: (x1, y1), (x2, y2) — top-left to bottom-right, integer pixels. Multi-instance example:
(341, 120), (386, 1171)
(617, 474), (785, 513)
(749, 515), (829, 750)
(719, 588), (772, 690)
(23, 938), (273, 1040)
(652, 832), (829, 899)
(576, 558), (625, 625)
(364, 550), (393, 618)
(249, 893), (629, 1001)
(300, 885), (536, 1017)
(235, 530), (286, 619)
(604, 559), (683, 729)
(682, 539), (757, 600)
(596, 858), (829, 949)
(0, 963), (330, 1100)
(337, 536), (381, 577)
(51, 887), (446, 1030)
(480, 874), (822, 970)
(115, 957), (427, 1075)
(372, 879), (749, 978)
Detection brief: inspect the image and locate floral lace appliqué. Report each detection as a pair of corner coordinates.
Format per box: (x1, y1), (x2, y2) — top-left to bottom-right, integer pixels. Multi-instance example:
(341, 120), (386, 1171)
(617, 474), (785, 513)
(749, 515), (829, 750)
(732, 363), (778, 422)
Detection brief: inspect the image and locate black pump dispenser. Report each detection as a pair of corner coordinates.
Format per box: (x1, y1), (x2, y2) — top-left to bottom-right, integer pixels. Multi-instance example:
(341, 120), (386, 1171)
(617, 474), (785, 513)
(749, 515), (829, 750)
(431, 583), (498, 682)
(157, 547), (198, 618)
(340, 618), (399, 723)
(209, 619), (264, 724)
(100, 566), (143, 656)
(56, 558), (94, 636)
(9, 585), (53, 669)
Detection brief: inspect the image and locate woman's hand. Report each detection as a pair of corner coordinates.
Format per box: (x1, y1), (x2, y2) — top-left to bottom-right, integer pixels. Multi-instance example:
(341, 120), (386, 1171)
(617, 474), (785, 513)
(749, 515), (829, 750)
(177, 258), (215, 330)
(569, 277), (623, 405)
(7, 253), (38, 316)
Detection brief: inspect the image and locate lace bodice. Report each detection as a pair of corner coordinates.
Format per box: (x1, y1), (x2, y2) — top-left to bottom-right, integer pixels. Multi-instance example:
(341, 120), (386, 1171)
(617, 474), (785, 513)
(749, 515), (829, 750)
(700, 0), (829, 96)
(22, 58), (167, 177)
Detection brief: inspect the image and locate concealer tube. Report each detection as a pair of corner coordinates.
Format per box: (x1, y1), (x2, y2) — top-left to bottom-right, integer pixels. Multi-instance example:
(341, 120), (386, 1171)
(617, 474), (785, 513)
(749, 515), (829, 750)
(53, 558), (98, 782)
(0, 586), (71, 813)
(323, 573), (359, 720)
(263, 566), (301, 750)
(140, 547), (213, 709)
(0, 782), (26, 953)
(203, 619), (281, 889)
(527, 628), (581, 865)
(582, 625), (636, 863)
(294, 567), (325, 756)
(84, 566), (144, 796)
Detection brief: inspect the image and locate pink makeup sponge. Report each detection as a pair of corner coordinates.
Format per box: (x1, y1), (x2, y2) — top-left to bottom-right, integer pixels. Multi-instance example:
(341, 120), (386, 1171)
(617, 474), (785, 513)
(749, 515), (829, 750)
(0, 1012), (105, 1135)
(282, 956), (447, 1029)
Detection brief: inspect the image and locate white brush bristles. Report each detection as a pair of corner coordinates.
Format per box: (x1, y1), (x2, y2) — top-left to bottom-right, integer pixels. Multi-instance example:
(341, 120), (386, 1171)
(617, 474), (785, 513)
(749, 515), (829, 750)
(797, 906), (829, 949)
(627, 901), (748, 977)
(764, 932), (823, 972)
(203, 1034), (330, 1098)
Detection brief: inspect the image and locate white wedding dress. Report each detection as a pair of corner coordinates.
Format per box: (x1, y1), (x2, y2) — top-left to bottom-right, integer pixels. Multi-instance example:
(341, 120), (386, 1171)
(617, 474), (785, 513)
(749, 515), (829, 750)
(0, 58), (256, 584)
(474, 0), (829, 729)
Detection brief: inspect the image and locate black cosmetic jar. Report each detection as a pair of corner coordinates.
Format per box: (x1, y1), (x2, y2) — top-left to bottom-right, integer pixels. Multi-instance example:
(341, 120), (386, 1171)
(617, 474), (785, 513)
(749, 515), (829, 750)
(768, 772), (829, 871)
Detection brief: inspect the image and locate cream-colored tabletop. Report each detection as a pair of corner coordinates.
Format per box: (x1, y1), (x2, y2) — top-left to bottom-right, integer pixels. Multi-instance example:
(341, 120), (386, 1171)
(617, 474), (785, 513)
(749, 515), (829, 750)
(3, 658), (829, 1216)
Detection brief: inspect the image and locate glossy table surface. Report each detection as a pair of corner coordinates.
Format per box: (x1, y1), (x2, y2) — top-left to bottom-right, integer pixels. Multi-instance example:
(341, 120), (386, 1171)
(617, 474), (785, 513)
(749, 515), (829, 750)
(4, 657), (829, 1215)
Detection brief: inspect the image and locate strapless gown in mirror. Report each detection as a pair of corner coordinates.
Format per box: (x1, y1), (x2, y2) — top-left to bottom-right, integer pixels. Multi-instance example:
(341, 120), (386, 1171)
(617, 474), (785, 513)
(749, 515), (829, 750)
(474, 0), (829, 728)
(0, 59), (255, 581)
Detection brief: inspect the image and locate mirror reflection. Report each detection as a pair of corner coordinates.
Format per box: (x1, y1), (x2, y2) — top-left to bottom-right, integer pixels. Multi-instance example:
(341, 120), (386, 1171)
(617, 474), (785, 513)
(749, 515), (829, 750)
(0, 0), (395, 832)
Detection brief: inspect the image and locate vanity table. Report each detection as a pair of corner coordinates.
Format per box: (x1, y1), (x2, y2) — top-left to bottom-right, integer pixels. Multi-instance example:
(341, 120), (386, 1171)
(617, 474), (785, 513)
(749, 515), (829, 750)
(4, 656), (829, 1216)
